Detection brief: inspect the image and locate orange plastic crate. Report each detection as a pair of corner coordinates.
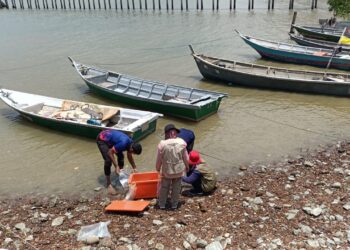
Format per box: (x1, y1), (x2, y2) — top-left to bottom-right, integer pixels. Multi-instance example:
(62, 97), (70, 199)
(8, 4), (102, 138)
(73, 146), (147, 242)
(128, 171), (160, 199)
(105, 200), (150, 212)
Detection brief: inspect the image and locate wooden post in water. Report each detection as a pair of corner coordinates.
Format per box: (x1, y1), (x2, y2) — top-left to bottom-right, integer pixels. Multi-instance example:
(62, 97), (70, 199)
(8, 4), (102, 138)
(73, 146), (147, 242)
(119, 0), (122, 9)
(196, 0), (198, 9)
(126, 0), (129, 9)
(233, 0), (236, 9)
(185, 0), (188, 10)
(201, 0), (203, 10)
(72, 0), (75, 9)
(97, 0), (100, 9)
(211, 0), (213, 10)
(229, 0), (232, 10)
(55, 0), (57, 9)
(271, 0), (274, 9)
(77, 0), (80, 9)
(166, 0), (168, 10)
(114, 0), (116, 9)
(108, 0), (111, 9)
(180, 0), (182, 10)
(158, 0), (160, 9)
(103, 0), (106, 9)
(171, 0), (173, 10)
(144, 0), (147, 9)
(314, 0), (317, 8)
(87, 0), (90, 9)
(152, 0), (154, 10)
(251, 0), (253, 9)
(64, 0), (67, 9)
(216, 0), (218, 10)
(248, 0), (250, 10)
(311, 0), (314, 9)
(139, 0), (142, 9)
(131, 0), (134, 9)
(290, 11), (297, 33)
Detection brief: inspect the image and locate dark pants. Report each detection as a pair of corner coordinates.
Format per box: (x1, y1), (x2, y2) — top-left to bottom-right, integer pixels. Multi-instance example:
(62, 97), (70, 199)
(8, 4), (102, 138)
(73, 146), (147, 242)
(186, 139), (194, 153)
(97, 140), (124, 176)
(191, 178), (203, 193)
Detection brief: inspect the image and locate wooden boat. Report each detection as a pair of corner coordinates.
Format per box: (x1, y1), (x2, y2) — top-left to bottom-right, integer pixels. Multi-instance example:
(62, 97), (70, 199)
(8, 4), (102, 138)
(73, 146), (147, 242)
(189, 45), (350, 97)
(0, 89), (162, 141)
(237, 31), (350, 70)
(291, 24), (342, 42)
(289, 33), (350, 52)
(68, 57), (227, 121)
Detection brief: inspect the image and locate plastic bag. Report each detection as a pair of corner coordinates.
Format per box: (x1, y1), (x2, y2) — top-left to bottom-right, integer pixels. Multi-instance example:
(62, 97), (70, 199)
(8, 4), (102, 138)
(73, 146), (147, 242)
(77, 221), (111, 241)
(124, 183), (137, 200)
(119, 171), (130, 189)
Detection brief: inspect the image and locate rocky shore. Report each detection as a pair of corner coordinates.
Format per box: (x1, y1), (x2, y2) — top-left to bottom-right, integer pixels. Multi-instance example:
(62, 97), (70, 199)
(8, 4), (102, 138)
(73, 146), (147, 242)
(1, 141), (350, 249)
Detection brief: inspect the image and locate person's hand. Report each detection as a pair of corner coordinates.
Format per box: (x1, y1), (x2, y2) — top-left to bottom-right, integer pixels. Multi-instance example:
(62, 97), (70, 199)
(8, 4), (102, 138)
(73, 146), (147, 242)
(115, 167), (120, 175)
(132, 168), (137, 173)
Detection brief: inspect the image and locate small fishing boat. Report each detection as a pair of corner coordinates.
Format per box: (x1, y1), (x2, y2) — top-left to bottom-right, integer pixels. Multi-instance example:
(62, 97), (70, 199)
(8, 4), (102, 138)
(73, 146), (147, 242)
(291, 24), (342, 42)
(237, 31), (350, 70)
(68, 57), (227, 121)
(0, 89), (162, 141)
(189, 45), (350, 97)
(289, 33), (350, 52)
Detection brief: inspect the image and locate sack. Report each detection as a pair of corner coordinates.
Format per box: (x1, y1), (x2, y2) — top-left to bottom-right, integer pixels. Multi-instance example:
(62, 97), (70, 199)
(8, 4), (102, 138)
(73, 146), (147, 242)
(197, 163), (217, 193)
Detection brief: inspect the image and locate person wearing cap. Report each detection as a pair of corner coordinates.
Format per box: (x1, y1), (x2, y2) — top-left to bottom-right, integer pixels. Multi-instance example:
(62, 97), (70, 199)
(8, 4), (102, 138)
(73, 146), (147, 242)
(96, 129), (142, 187)
(177, 128), (195, 153)
(182, 150), (217, 195)
(156, 124), (189, 209)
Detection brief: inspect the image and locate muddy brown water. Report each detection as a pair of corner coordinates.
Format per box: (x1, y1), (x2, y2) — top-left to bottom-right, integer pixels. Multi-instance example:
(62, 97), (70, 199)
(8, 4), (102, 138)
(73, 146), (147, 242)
(1, 1), (349, 197)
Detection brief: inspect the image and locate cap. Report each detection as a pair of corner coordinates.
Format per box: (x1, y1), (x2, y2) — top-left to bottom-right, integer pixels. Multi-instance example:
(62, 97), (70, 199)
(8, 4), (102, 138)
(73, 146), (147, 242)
(188, 150), (202, 165)
(164, 123), (180, 134)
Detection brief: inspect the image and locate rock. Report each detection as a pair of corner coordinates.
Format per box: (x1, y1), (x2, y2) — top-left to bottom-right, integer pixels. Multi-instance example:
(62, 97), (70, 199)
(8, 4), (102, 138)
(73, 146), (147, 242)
(307, 239), (320, 248)
(94, 187), (103, 192)
(25, 235), (34, 241)
(335, 214), (344, 221)
(124, 223), (130, 229)
(226, 189), (234, 195)
(149, 199), (157, 206)
(183, 240), (192, 249)
(304, 161), (314, 167)
(299, 224), (313, 234)
(81, 246), (91, 250)
(49, 196), (58, 208)
(331, 182), (342, 188)
(343, 202), (350, 210)
(119, 237), (132, 244)
(253, 197), (263, 205)
(4, 237), (13, 246)
(152, 220), (163, 226)
(15, 222), (26, 231)
(285, 209), (299, 220)
(65, 212), (73, 220)
(85, 235), (99, 245)
(51, 216), (64, 227)
(148, 239), (154, 246)
(68, 229), (77, 235)
(75, 206), (89, 212)
(347, 230), (350, 243)
(186, 233), (197, 244)
(285, 184), (292, 190)
(196, 239), (208, 248)
(205, 241), (223, 250)
(288, 175), (296, 181)
(239, 166), (247, 171)
(303, 206), (323, 217)
(155, 243), (165, 250)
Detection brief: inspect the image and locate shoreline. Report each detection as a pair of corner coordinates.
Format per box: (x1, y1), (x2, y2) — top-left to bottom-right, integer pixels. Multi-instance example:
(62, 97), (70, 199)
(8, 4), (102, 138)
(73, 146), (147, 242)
(1, 141), (350, 249)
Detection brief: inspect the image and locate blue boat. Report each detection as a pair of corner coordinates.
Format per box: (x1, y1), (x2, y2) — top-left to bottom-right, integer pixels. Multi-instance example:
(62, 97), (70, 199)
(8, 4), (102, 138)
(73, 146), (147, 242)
(237, 30), (350, 71)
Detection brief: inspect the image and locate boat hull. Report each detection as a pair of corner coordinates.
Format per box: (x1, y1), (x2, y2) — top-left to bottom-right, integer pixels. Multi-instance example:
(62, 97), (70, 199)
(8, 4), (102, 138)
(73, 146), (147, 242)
(192, 55), (350, 97)
(17, 109), (157, 142)
(85, 81), (223, 121)
(243, 36), (350, 70)
(293, 25), (341, 42)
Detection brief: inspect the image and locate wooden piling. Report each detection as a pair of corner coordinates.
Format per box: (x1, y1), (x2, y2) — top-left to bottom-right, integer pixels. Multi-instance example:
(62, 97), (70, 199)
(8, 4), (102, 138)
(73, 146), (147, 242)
(97, 0), (100, 9)
(119, 0), (122, 9)
(68, 0), (71, 8)
(311, 0), (314, 10)
(251, 0), (253, 9)
(290, 11), (297, 33)
(72, 0), (75, 9)
(216, 0), (218, 10)
(180, 0), (182, 10)
(211, 0), (213, 10)
(196, 0), (198, 9)
(233, 0), (236, 9)
(87, 0), (90, 9)
(144, 0), (146, 9)
(126, 0), (129, 9)
(131, 0), (134, 9)
(271, 0), (274, 9)
(166, 0), (168, 10)
(229, 0), (232, 10)
(108, 0), (110, 9)
(77, 0), (80, 8)
(248, 0), (250, 10)
(139, 0), (141, 9)
(103, 0), (105, 9)
(152, 0), (154, 10)
(314, 0), (317, 8)
(201, 0), (203, 10)
(186, 0), (188, 10)
(114, 0), (116, 9)
(171, 0), (173, 10)
(158, 0), (160, 9)
(63, 0), (66, 9)
(55, 0), (57, 9)
(26, 0), (29, 8)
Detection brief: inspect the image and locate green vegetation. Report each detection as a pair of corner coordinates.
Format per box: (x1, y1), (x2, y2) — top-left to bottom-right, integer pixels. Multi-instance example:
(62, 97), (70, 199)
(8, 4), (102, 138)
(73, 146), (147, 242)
(328, 0), (350, 18)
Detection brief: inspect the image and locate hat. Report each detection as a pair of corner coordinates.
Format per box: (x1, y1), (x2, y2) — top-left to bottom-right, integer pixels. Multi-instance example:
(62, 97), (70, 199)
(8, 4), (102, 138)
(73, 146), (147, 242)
(189, 150), (202, 165)
(164, 123), (180, 134)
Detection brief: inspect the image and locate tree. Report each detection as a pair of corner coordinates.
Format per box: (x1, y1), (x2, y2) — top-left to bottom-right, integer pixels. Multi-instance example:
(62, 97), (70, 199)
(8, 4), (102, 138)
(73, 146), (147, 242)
(328, 0), (350, 18)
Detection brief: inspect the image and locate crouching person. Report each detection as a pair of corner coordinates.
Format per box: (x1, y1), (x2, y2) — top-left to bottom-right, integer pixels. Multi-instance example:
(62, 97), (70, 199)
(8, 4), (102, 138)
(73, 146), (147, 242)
(182, 150), (217, 195)
(156, 124), (189, 210)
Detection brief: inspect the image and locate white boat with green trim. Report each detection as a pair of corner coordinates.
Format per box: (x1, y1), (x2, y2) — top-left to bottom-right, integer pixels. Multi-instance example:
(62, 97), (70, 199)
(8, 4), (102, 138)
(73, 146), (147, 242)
(0, 89), (162, 141)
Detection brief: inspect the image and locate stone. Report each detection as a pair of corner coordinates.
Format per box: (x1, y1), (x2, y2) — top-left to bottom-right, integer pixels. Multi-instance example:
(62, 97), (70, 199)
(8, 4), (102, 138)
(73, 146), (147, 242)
(307, 239), (320, 248)
(226, 189), (234, 195)
(186, 233), (197, 244)
(335, 214), (344, 221)
(304, 161), (314, 167)
(65, 212), (73, 220)
(124, 223), (130, 229)
(331, 182), (342, 188)
(4, 237), (13, 246)
(183, 240), (192, 249)
(239, 166), (247, 171)
(288, 175), (296, 181)
(286, 209), (299, 220)
(51, 216), (64, 227)
(25, 235), (34, 241)
(15, 223), (26, 231)
(85, 235), (99, 245)
(343, 202), (350, 210)
(68, 229), (77, 235)
(205, 241), (223, 250)
(94, 187), (103, 192)
(152, 220), (163, 226)
(119, 237), (132, 244)
(155, 243), (165, 250)
(303, 206), (323, 217)
(148, 239), (154, 246)
(196, 239), (208, 248)
(253, 197), (263, 205)
(299, 224), (313, 234)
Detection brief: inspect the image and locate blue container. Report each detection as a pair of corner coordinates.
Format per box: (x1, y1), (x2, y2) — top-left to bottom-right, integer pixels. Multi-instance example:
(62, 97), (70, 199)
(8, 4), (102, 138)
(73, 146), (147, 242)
(87, 119), (101, 126)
